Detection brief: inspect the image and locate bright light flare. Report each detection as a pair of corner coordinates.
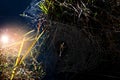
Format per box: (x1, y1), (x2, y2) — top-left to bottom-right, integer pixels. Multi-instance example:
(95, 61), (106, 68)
(1, 35), (9, 44)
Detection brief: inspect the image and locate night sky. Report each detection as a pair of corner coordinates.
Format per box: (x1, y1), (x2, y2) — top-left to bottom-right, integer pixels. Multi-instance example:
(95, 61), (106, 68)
(0, 0), (32, 25)
(0, 0), (31, 16)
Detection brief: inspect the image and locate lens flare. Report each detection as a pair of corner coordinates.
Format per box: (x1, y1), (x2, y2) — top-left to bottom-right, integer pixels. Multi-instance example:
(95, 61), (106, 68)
(1, 35), (9, 44)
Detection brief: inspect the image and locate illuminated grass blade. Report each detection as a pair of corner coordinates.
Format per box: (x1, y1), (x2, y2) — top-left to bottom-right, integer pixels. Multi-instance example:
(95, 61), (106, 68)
(10, 25), (47, 80)
(10, 37), (25, 80)
(24, 29), (35, 37)
(19, 28), (46, 65)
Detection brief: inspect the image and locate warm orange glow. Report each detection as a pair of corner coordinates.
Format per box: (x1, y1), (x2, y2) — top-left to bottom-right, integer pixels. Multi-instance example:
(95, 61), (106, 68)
(0, 23), (35, 57)
(1, 34), (9, 44)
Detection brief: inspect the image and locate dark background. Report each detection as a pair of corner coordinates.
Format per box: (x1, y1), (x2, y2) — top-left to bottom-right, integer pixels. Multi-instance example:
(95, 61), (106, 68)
(0, 0), (31, 16)
(0, 0), (32, 25)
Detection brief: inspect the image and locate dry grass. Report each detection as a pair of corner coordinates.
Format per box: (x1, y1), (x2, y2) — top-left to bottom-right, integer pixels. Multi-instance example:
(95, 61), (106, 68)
(0, 26), (47, 80)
